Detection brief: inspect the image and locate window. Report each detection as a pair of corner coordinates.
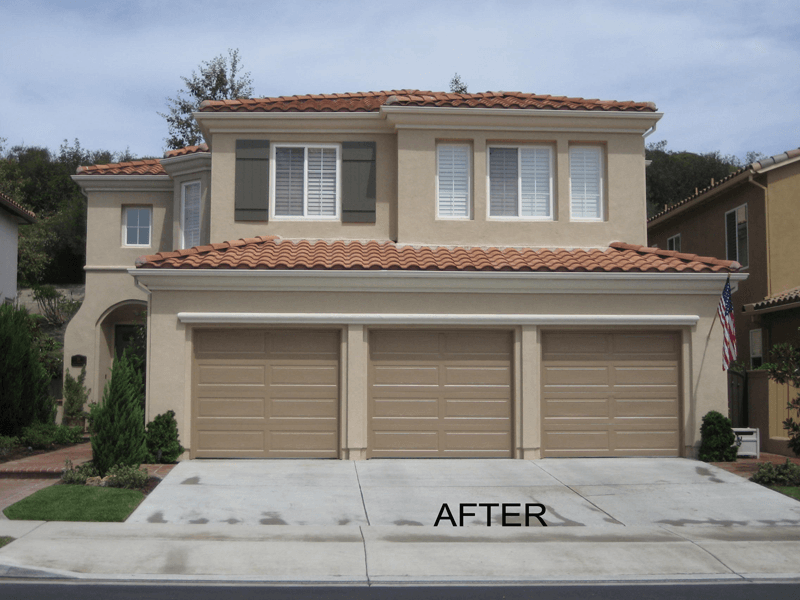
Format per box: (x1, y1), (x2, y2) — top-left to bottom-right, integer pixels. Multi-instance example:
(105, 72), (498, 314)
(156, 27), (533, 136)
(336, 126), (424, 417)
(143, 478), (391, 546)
(667, 234), (681, 252)
(726, 204), (748, 267)
(750, 328), (763, 369)
(488, 146), (553, 218)
(273, 144), (339, 218)
(437, 144), (470, 218)
(570, 146), (603, 220)
(123, 207), (151, 247)
(181, 181), (201, 249)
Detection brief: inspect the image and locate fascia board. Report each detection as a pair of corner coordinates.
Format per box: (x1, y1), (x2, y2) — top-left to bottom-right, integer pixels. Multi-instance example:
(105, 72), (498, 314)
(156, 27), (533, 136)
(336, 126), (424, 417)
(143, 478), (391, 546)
(71, 175), (173, 193)
(131, 269), (745, 295)
(194, 111), (390, 135)
(160, 153), (211, 177)
(177, 312), (699, 326)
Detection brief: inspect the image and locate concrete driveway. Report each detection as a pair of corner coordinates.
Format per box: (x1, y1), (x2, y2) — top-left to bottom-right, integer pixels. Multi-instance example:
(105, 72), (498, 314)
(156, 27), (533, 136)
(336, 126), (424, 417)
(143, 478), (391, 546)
(126, 458), (800, 528)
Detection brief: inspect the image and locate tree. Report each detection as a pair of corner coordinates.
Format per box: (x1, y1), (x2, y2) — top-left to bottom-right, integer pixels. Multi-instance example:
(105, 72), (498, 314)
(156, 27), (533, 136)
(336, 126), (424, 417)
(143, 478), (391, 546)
(763, 335), (800, 457)
(160, 49), (254, 150)
(645, 141), (766, 218)
(449, 73), (468, 94)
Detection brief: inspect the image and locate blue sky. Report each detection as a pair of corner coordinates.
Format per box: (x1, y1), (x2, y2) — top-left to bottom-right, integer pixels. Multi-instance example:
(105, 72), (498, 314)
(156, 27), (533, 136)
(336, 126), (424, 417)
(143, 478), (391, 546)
(1, 0), (798, 161)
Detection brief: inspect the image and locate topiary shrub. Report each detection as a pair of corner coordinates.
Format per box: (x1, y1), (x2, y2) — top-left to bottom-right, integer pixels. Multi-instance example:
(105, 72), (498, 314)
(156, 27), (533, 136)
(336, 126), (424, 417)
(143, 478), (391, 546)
(145, 410), (184, 463)
(698, 410), (738, 462)
(91, 350), (147, 476)
(750, 460), (800, 487)
(0, 305), (53, 437)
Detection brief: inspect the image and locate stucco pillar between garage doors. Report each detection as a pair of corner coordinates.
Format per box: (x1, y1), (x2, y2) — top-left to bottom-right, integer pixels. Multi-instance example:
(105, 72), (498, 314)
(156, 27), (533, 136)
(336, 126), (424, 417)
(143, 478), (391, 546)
(519, 325), (541, 459)
(343, 324), (368, 460)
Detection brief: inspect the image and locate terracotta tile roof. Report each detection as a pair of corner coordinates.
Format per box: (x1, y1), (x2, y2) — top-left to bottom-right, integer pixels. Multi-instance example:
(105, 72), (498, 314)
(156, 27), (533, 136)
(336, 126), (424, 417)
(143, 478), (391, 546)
(75, 159), (166, 176)
(199, 90), (657, 113)
(0, 191), (36, 223)
(752, 286), (800, 311)
(135, 237), (737, 273)
(164, 144), (209, 158)
(648, 147), (800, 223)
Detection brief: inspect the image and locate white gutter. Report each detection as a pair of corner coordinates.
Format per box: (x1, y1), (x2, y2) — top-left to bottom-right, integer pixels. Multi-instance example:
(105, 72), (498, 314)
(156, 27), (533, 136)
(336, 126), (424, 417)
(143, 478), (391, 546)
(177, 312), (699, 327)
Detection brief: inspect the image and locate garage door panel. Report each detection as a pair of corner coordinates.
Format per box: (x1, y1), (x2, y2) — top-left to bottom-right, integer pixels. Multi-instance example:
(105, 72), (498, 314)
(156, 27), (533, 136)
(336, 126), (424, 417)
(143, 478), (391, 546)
(444, 431), (510, 451)
(198, 398), (265, 418)
(445, 399), (511, 418)
(196, 330), (266, 355)
(372, 331), (440, 355)
(192, 329), (339, 458)
(373, 431), (439, 452)
(542, 331), (680, 458)
(443, 332), (511, 355)
(197, 365), (266, 385)
(373, 366), (440, 386)
(444, 366), (510, 386)
(373, 398), (439, 418)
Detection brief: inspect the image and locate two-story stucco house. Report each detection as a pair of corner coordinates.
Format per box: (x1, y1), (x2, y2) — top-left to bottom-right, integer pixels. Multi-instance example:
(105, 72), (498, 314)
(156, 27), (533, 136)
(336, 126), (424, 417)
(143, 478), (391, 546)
(65, 90), (743, 461)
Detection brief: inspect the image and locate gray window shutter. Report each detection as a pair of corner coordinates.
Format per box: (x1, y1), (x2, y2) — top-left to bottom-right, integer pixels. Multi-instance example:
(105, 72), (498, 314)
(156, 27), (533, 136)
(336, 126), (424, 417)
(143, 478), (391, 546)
(341, 141), (376, 223)
(235, 140), (269, 221)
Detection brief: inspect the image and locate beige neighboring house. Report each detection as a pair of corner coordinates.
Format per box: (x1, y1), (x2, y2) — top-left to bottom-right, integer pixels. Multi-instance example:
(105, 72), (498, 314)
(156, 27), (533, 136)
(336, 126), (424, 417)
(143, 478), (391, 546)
(0, 192), (36, 304)
(66, 90), (743, 461)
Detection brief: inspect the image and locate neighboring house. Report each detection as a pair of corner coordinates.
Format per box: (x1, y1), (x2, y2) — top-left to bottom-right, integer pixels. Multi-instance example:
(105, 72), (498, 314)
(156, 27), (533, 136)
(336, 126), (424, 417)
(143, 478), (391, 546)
(0, 191), (36, 304)
(648, 148), (800, 455)
(66, 90), (742, 461)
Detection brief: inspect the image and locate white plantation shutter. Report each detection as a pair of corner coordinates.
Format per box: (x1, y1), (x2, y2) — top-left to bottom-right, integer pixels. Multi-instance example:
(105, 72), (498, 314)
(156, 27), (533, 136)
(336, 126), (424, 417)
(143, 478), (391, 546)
(570, 146), (602, 219)
(307, 148), (337, 216)
(489, 147), (518, 216)
(520, 147), (551, 217)
(437, 145), (469, 217)
(182, 182), (201, 249)
(275, 147), (304, 216)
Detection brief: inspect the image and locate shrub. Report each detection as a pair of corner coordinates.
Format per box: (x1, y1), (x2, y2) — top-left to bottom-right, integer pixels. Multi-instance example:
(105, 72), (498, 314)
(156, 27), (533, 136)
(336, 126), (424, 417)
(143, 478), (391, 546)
(762, 339), (800, 457)
(0, 435), (18, 455)
(61, 459), (98, 485)
(19, 422), (83, 449)
(145, 411), (184, 463)
(63, 366), (90, 422)
(105, 464), (149, 490)
(91, 350), (147, 476)
(31, 284), (81, 327)
(52, 424), (84, 445)
(698, 410), (738, 462)
(750, 460), (800, 487)
(0, 305), (53, 437)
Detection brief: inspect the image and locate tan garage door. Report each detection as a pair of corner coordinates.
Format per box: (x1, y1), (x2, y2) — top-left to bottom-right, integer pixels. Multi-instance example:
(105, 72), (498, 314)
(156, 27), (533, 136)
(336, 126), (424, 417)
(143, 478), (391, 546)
(368, 330), (512, 457)
(541, 331), (681, 457)
(192, 329), (339, 458)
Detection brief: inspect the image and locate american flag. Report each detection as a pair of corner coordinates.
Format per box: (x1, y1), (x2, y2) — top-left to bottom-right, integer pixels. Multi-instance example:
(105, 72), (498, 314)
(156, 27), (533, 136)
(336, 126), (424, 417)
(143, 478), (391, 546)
(718, 275), (737, 370)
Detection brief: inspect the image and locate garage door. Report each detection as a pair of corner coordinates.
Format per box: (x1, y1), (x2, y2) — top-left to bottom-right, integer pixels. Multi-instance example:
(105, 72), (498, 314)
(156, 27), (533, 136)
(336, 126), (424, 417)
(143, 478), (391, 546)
(192, 329), (339, 458)
(368, 330), (512, 457)
(541, 331), (680, 457)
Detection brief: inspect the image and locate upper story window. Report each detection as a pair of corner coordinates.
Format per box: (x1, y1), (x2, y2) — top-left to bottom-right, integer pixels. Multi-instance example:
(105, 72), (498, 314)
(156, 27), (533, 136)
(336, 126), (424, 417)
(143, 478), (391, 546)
(725, 204), (748, 267)
(272, 144), (339, 219)
(570, 146), (603, 221)
(488, 146), (553, 219)
(437, 144), (470, 219)
(181, 181), (201, 249)
(667, 234), (681, 252)
(123, 206), (151, 247)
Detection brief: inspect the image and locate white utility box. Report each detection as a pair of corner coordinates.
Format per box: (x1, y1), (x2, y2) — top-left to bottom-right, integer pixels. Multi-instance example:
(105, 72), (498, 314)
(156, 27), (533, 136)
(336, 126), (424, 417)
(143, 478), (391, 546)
(732, 428), (760, 458)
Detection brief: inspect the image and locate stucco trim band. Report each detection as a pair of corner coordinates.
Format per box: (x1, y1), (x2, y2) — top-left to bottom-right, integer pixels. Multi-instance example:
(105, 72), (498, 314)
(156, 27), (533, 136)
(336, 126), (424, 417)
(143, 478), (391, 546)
(176, 312), (700, 326)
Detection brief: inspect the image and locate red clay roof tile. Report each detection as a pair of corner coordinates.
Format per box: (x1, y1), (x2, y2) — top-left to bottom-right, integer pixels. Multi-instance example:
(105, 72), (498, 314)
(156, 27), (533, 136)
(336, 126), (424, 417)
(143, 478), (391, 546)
(164, 144), (209, 158)
(75, 159), (166, 176)
(199, 90), (656, 113)
(752, 285), (800, 311)
(0, 191), (36, 222)
(135, 237), (737, 273)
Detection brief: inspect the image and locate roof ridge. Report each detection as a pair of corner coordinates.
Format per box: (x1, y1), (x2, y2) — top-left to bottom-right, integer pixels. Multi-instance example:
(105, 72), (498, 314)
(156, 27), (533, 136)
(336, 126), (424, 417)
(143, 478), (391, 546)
(0, 191), (36, 222)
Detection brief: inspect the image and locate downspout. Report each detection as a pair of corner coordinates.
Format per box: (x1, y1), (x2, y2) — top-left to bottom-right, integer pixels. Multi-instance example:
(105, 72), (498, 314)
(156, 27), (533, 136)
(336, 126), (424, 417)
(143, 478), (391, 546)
(748, 174), (769, 296)
(642, 122), (658, 140)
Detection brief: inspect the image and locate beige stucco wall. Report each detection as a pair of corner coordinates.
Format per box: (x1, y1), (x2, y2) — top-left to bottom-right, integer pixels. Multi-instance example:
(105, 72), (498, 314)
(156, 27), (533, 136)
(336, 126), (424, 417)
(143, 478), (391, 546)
(142, 279), (725, 460)
(766, 160), (800, 295)
(396, 129), (648, 247)
(208, 133), (397, 243)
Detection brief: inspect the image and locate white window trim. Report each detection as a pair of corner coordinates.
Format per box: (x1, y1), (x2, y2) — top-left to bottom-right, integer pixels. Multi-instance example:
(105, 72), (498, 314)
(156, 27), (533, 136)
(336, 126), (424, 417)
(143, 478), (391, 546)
(569, 145), (604, 222)
(436, 143), (471, 220)
(181, 180), (201, 250)
(485, 144), (554, 221)
(725, 203), (748, 267)
(270, 143), (341, 221)
(667, 233), (681, 252)
(122, 206), (152, 248)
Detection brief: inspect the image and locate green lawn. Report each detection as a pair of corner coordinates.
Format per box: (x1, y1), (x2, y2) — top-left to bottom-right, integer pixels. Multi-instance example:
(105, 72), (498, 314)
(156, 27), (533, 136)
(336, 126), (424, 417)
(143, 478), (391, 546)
(771, 486), (800, 502)
(3, 485), (144, 522)
(0, 536), (13, 549)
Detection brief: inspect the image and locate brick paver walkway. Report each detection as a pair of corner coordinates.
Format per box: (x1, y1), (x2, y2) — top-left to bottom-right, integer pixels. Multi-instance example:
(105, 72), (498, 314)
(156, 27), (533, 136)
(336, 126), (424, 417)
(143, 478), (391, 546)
(711, 452), (800, 479)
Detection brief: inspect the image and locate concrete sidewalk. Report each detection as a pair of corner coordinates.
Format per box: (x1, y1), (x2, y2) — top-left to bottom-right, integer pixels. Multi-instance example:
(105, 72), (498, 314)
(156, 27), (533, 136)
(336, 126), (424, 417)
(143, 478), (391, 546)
(1, 521), (800, 582)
